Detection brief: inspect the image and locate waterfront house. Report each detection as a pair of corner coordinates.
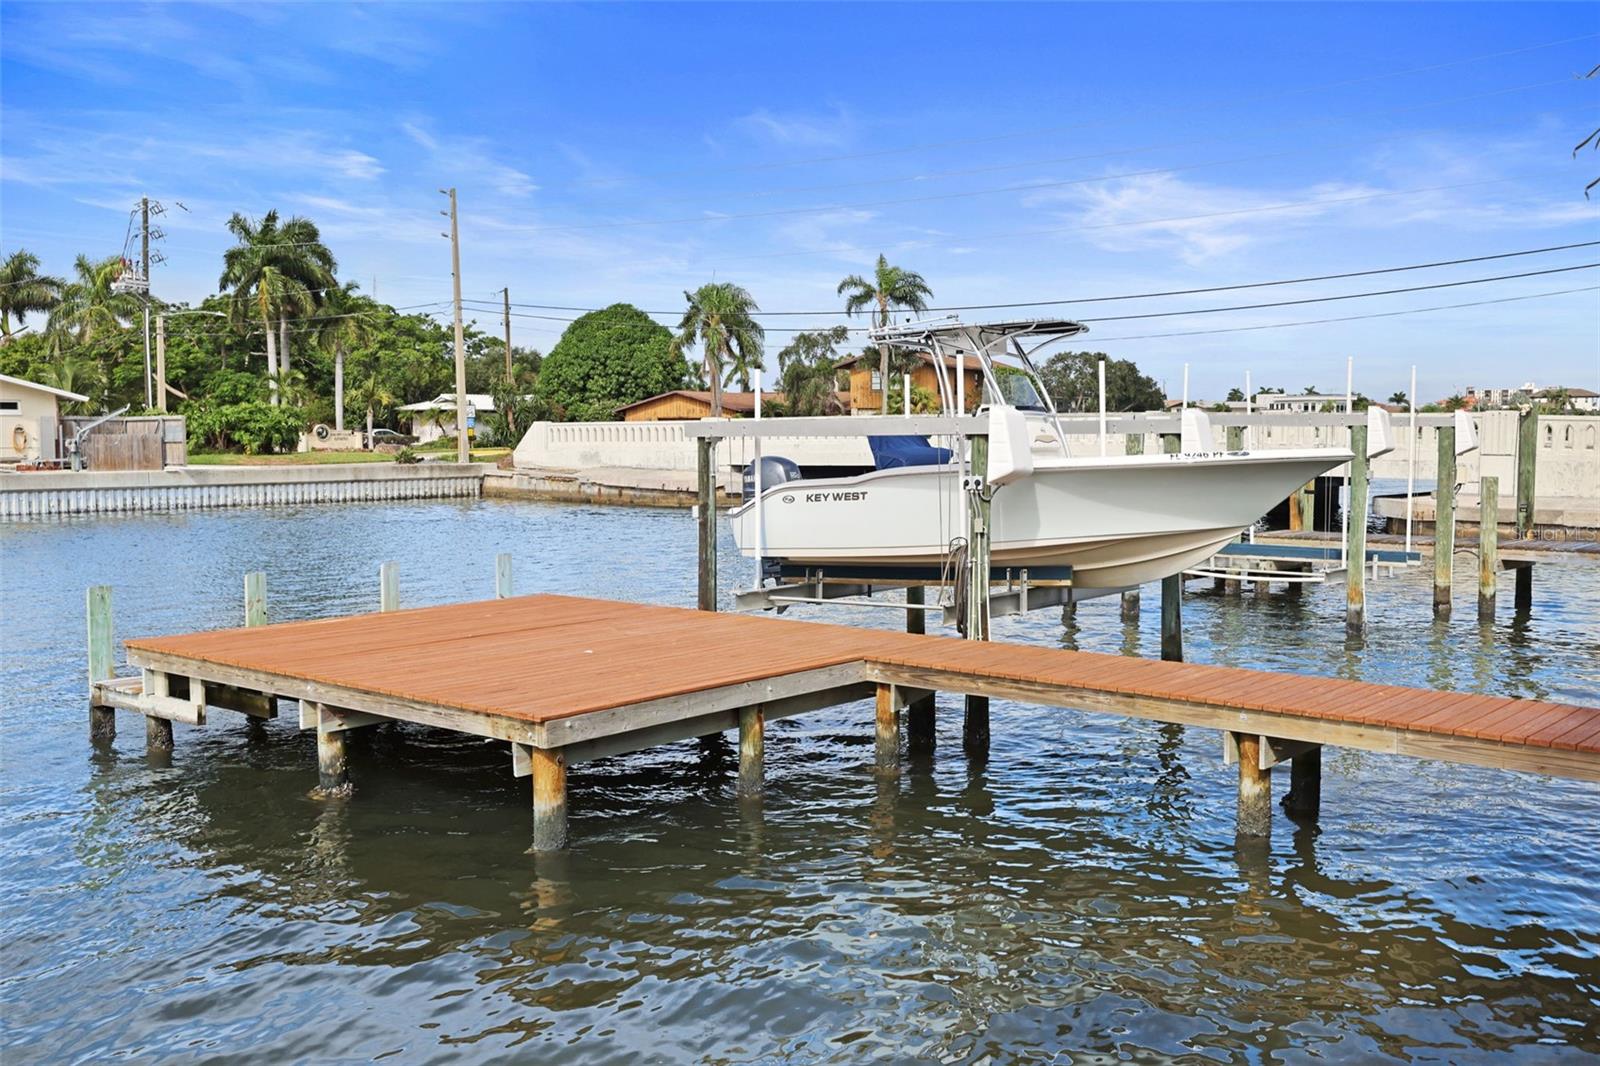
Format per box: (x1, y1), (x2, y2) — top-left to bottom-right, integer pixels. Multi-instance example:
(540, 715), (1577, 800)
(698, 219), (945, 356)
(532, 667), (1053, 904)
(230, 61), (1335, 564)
(618, 390), (831, 421)
(0, 373), (89, 465)
(837, 351), (984, 413)
(395, 393), (496, 443)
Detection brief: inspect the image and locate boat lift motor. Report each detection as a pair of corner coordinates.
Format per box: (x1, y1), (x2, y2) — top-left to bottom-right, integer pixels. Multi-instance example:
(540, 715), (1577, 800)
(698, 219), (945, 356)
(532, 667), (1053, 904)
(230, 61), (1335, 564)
(744, 456), (802, 580)
(65, 405), (131, 472)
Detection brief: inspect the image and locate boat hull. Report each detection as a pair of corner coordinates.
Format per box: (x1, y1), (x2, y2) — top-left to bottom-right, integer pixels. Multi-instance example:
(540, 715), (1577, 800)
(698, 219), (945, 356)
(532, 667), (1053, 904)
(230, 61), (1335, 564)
(730, 449), (1349, 588)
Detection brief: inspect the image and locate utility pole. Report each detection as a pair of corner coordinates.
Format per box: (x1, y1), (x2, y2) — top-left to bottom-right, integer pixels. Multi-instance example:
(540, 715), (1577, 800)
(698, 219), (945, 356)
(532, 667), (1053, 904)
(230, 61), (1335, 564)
(441, 188), (469, 464)
(502, 287), (512, 378)
(155, 314), (167, 413)
(141, 197), (152, 409)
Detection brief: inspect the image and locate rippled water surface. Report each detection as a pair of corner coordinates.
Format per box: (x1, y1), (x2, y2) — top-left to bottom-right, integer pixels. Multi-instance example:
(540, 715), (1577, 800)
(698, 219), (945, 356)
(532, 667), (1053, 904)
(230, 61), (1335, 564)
(3, 498), (1598, 1063)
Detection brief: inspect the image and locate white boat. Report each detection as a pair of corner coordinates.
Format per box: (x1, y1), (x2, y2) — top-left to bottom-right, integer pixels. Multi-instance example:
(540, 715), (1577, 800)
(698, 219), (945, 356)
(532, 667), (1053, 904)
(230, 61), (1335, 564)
(729, 318), (1375, 593)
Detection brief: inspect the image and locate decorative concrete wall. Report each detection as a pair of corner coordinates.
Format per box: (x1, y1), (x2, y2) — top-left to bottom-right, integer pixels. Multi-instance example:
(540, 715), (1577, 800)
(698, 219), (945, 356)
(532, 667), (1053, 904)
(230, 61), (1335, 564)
(0, 463), (485, 518)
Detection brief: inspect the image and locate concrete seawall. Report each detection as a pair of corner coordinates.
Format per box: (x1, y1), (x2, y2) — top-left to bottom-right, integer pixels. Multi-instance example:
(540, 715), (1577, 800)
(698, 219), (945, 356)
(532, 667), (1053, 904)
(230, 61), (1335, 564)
(0, 463), (485, 518)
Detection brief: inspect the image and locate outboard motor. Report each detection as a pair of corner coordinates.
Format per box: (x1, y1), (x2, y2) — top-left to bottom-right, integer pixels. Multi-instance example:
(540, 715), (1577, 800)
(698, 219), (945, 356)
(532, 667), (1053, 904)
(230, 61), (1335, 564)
(742, 455), (802, 501)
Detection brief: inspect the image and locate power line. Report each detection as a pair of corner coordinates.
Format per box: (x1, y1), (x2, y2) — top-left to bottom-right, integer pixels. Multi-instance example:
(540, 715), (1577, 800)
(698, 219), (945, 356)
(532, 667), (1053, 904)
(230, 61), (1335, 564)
(466, 263), (1598, 336)
(1092, 284), (1600, 341)
(1076, 262), (1599, 323)
(467, 240), (1600, 318)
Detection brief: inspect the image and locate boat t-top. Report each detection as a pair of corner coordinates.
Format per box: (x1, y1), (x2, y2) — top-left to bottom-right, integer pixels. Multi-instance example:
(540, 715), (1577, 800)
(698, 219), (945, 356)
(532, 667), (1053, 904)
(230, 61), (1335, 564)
(729, 316), (1373, 595)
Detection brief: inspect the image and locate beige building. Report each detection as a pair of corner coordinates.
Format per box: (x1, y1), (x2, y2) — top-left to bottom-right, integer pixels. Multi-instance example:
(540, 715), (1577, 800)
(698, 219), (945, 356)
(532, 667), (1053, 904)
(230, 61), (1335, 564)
(1, 373), (88, 465)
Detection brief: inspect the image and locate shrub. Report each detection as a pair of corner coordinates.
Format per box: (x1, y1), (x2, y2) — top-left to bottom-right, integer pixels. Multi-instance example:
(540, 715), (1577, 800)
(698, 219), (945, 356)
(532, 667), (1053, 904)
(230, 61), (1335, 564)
(538, 303), (689, 421)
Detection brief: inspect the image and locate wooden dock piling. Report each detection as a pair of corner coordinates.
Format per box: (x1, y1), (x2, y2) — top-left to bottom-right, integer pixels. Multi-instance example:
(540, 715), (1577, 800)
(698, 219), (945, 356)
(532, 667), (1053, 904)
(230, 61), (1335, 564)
(1346, 424), (1369, 633)
(530, 747), (568, 852)
(1515, 564), (1533, 614)
(737, 706), (764, 797)
(696, 437), (718, 612)
(316, 722), (349, 795)
(1516, 409), (1538, 538)
(1283, 747), (1322, 820)
(1160, 575), (1183, 662)
(1434, 425), (1456, 620)
(1233, 733), (1271, 838)
(1479, 476), (1499, 621)
(87, 586), (116, 742)
(380, 562), (399, 613)
(1298, 481), (1316, 533)
(244, 572), (267, 627)
(495, 553), (513, 599)
(903, 588), (936, 749)
(875, 684), (899, 775)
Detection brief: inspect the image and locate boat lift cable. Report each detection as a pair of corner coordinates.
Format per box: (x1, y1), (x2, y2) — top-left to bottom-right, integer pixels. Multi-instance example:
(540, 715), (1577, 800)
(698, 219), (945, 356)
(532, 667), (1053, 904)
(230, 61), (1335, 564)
(469, 240), (1599, 318)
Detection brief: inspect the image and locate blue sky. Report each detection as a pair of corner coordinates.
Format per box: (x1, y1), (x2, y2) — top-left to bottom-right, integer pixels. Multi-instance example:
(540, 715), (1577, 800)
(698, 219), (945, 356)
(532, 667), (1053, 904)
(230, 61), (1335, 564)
(2, 2), (1596, 401)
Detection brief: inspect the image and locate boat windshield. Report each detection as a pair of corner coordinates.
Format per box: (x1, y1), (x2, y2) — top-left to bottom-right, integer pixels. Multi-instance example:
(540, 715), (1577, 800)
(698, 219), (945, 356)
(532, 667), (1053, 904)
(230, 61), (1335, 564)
(986, 367), (1049, 412)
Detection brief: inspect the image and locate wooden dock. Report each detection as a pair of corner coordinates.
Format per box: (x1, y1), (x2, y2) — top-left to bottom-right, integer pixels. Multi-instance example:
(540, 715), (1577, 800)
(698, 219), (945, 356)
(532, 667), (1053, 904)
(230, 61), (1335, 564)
(92, 592), (1600, 851)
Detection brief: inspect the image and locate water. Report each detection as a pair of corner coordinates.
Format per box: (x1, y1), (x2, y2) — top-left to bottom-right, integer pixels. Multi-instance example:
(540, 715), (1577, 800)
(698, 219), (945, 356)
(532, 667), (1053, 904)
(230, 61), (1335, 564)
(2, 499), (1597, 1063)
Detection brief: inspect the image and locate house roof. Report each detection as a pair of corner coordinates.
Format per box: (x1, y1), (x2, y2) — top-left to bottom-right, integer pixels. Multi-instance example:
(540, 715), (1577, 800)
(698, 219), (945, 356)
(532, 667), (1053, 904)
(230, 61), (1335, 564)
(0, 372), (89, 403)
(836, 350), (985, 373)
(615, 390), (787, 415)
(396, 393), (496, 412)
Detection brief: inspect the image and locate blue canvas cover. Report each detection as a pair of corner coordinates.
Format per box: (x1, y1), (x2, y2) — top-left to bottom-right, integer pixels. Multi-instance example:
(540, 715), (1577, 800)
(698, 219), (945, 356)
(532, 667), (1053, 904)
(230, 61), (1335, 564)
(868, 435), (954, 469)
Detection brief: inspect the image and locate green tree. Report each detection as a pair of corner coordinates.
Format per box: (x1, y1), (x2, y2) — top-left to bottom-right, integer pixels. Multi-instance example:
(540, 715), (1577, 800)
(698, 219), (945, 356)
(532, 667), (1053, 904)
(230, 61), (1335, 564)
(837, 254), (933, 414)
(1225, 387), (1245, 403)
(1037, 352), (1165, 412)
(218, 210), (337, 405)
(673, 282), (764, 417)
(540, 303), (687, 421)
(0, 249), (64, 337)
(347, 361), (396, 445)
(774, 326), (850, 417)
(1388, 390), (1408, 406)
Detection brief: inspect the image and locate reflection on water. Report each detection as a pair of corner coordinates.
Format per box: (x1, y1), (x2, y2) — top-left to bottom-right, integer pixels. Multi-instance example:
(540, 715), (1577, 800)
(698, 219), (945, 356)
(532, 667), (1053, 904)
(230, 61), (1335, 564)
(2, 499), (1598, 1061)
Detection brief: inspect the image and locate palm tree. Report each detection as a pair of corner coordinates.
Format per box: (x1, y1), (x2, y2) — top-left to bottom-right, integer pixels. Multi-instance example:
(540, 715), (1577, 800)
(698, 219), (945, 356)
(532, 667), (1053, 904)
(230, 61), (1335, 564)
(0, 249), (64, 337)
(313, 282), (379, 431)
(35, 341), (102, 413)
(347, 364), (395, 447)
(837, 254), (933, 414)
(47, 255), (140, 344)
(218, 210), (338, 404)
(673, 282), (764, 418)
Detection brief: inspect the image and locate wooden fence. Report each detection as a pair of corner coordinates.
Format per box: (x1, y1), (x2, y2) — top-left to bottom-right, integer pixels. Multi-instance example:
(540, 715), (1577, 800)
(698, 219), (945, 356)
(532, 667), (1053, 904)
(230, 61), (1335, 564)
(61, 416), (187, 471)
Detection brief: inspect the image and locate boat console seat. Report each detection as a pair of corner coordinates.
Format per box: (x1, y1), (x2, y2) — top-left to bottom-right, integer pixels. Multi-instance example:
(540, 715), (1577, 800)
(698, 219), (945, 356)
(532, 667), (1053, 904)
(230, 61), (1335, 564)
(867, 435), (954, 470)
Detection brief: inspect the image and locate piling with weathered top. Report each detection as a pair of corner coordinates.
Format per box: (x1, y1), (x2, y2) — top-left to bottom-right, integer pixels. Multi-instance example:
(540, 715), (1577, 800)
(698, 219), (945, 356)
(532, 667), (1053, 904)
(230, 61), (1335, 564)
(1434, 425), (1456, 619)
(875, 683), (899, 775)
(1346, 424), (1369, 633)
(737, 705), (764, 797)
(1516, 408), (1538, 538)
(1234, 732), (1271, 838)
(380, 561), (399, 613)
(87, 586), (115, 742)
(1226, 425), (1244, 452)
(1479, 475), (1499, 620)
(696, 437), (717, 612)
(1297, 480), (1316, 533)
(495, 553), (513, 599)
(531, 746), (568, 852)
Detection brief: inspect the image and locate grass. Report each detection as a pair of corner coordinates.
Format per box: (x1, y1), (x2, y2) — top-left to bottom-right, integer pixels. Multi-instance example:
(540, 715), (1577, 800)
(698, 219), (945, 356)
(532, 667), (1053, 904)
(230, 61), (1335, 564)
(187, 448), (512, 466)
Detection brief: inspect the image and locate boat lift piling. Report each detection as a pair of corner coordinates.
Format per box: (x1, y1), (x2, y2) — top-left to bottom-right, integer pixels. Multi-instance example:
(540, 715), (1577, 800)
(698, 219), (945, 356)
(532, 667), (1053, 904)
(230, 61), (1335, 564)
(1346, 423), (1369, 633)
(1480, 475), (1499, 620)
(1120, 433), (1144, 622)
(1435, 424), (1457, 619)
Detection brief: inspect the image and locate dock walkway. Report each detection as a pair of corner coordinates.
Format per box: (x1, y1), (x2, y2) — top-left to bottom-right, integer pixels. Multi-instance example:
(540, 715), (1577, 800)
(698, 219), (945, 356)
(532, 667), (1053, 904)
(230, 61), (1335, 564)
(100, 594), (1599, 850)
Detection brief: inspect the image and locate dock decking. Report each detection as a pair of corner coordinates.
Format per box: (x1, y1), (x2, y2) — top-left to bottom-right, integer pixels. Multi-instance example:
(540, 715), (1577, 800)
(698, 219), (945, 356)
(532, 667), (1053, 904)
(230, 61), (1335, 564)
(98, 593), (1599, 850)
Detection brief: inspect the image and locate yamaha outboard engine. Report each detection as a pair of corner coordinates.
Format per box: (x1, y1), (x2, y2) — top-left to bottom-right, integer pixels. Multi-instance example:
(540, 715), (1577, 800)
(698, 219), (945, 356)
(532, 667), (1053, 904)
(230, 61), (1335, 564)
(742, 455), (802, 501)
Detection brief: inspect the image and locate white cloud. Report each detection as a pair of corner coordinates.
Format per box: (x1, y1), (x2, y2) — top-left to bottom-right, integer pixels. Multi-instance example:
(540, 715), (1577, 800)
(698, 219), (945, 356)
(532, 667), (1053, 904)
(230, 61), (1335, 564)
(735, 106), (856, 149)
